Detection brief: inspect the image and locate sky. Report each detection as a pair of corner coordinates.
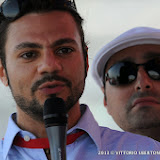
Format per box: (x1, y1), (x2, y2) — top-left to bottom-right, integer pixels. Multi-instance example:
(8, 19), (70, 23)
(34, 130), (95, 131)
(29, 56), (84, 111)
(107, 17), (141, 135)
(1, 0), (160, 138)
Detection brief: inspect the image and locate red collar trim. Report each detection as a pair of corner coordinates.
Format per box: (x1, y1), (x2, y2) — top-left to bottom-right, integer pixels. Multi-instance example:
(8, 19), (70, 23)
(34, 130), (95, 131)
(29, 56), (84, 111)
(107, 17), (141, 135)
(12, 130), (85, 149)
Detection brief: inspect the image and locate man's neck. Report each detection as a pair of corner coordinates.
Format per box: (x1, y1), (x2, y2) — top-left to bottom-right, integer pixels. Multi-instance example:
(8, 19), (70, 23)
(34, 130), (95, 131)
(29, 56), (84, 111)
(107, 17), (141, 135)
(16, 102), (81, 138)
(131, 127), (160, 142)
(16, 107), (47, 138)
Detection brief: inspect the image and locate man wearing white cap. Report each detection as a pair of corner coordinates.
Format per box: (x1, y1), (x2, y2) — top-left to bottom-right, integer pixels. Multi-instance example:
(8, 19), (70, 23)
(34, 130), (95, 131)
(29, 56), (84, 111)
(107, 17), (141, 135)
(92, 26), (160, 142)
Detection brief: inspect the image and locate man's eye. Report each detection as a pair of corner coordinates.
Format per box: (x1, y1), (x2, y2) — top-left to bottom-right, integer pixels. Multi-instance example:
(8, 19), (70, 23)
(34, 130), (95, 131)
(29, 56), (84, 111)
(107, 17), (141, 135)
(21, 52), (37, 59)
(56, 47), (73, 55)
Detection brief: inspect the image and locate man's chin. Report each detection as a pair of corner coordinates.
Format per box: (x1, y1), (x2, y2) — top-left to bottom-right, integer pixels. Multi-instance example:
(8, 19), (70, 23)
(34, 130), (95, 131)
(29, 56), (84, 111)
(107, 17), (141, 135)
(127, 115), (160, 130)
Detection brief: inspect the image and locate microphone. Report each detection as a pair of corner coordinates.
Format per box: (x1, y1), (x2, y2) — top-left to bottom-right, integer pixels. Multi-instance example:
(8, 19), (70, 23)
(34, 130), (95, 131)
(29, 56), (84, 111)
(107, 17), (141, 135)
(43, 97), (68, 160)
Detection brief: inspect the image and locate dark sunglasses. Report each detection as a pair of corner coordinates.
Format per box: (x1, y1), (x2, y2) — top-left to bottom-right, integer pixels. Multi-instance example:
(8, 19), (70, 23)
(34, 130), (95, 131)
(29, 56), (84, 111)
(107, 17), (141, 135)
(0, 0), (77, 20)
(105, 58), (160, 86)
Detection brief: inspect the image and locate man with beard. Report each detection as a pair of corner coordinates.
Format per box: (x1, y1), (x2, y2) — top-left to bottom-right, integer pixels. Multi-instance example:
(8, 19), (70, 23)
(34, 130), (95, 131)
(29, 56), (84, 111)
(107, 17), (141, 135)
(92, 26), (160, 142)
(1, 1), (160, 160)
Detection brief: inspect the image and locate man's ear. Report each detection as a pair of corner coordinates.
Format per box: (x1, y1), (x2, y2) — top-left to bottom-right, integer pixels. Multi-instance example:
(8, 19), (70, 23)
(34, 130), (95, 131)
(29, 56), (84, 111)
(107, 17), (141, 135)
(85, 47), (89, 72)
(101, 87), (112, 115)
(101, 87), (107, 106)
(0, 60), (8, 86)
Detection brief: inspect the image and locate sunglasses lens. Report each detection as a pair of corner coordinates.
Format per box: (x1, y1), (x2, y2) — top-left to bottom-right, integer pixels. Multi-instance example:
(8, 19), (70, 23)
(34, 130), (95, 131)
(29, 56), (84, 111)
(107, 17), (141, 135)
(146, 59), (160, 80)
(148, 70), (160, 79)
(2, 0), (19, 19)
(106, 58), (160, 86)
(106, 62), (137, 85)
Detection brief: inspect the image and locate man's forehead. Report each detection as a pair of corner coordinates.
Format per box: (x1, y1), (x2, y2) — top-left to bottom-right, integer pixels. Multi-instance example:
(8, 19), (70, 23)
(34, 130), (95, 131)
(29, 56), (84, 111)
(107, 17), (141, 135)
(5, 10), (81, 56)
(7, 11), (75, 37)
(106, 44), (160, 69)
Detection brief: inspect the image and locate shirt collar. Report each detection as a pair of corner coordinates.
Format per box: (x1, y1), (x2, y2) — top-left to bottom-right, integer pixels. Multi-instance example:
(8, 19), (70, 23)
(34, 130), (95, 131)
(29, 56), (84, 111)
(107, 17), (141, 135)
(3, 113), (21, 159)
(67, 104), (102, 151)
(3, 105), (102, 159)
(3, 113), (36, 159)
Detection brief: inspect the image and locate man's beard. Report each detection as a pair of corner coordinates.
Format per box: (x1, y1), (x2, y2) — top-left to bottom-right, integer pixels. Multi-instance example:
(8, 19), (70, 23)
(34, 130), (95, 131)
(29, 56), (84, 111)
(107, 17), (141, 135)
(13, 92), (83, 123)
(10, 73), (85, 123)
(125, 91), (160, 131)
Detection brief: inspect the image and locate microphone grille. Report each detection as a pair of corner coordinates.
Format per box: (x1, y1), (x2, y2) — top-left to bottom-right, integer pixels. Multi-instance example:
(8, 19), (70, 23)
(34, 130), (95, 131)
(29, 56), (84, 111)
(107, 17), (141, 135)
(43, 97), (66, 115)
(43, 97), (68, 127)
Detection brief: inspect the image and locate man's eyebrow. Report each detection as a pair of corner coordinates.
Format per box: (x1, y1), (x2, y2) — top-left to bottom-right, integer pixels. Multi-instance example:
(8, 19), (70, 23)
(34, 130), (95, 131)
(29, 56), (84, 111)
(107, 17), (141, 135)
(15, 42), (43, 51)
(51, 38), (77, 47)
(116, 52), (160, 62)
(14, 38), (77, 52)
(143, 52), (160, 59)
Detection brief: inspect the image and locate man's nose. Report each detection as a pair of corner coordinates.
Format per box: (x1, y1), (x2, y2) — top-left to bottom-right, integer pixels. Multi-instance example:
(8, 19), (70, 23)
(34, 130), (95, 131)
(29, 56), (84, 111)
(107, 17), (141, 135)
(37, 50), (63, 74)
(134, 67), (153, 91)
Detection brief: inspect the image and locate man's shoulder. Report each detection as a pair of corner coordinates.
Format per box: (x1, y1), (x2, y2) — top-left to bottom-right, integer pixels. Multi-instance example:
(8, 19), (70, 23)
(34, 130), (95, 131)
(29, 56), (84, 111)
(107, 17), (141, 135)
(99, 126), (160, 148)
(0, 138), (3, 148)
(0, 139), (3, 159)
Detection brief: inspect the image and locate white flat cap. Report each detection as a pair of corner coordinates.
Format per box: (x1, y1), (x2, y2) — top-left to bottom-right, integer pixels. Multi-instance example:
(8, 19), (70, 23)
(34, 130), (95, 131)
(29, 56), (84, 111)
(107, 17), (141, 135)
(91, 26), (160, 88)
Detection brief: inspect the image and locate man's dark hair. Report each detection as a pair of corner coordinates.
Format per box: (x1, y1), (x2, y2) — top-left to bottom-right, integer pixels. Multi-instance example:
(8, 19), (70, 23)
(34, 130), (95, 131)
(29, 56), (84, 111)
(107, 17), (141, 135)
(0, 0), (88, 75)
